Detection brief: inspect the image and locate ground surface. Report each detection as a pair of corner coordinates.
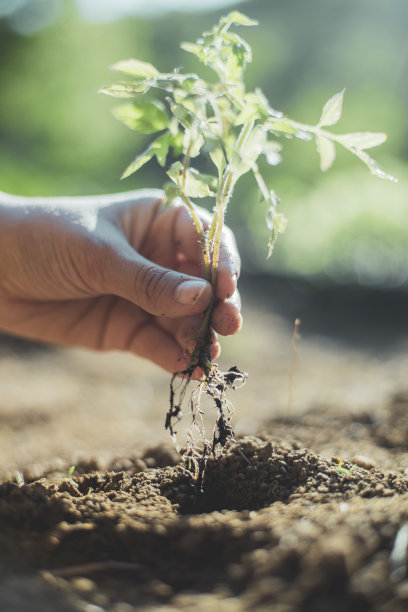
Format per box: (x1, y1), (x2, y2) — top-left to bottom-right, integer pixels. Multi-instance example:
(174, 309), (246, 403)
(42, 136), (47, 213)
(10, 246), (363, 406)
(1, 277), (408, 612)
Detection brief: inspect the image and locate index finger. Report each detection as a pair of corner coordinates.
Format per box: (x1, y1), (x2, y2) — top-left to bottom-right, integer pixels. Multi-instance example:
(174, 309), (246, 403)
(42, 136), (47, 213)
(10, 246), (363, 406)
(174, 201), (241, 299)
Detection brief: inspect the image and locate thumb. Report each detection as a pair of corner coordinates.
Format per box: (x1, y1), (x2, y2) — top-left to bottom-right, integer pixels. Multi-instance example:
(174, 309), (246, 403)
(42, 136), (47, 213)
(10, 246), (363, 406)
(98, 248), (212, 318)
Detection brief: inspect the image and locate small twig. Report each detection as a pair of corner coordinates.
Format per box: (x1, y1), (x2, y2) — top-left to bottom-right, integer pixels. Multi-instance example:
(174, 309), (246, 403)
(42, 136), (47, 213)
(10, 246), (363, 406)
(287, 318), (301, 418)
(238, 448), (257, 471)
(42, 561), (142, 578)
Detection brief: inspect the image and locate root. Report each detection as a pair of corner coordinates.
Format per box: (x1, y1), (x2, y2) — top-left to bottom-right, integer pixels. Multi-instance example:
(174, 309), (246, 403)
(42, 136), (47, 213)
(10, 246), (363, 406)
(165, 338), (247, 492)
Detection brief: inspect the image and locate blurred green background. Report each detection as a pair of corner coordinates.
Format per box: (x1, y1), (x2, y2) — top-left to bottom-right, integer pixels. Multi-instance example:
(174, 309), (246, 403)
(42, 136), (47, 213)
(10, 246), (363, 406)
(1, 0), (407, 286)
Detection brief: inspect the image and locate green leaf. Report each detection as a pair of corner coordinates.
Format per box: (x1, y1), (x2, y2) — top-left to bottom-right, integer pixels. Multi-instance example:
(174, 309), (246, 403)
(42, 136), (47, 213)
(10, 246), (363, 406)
(266, 118), (298, 136)
(123, 131), (179, 175)
(167, 99), (196, 129)
(335, 467), (351, 475)
(163, 181), (181, 206)
(113, 101), (169, 134)
(228, 11), (259, 26)
(111, 59), (159, 79)
(255, 88), (282, 119)
(192, 172), (218, 190)
(167, 160), (184, 184)
(167, 163), (213, 198)
(182, 128), (204, 158)
(153, 132), (172, 166)
(121, 142), (157, 179)
(337, 132), (387, 150)
(209, 147), (226, 178)
(180, 42), (204, 61)
(234, 125), (266, 176)
(235, 90), (282, 125)
(353, 149), (397, 182)
(220, 32), (252, 66)
(67, 465), (75, 478)
(99, 82), (149, 98)
(315, 133), (336, 172)
(184, 169), (214, 198)
(318, 89), (345, 127)
(169, 129), (183, 157)
(179, 75), (201, 94)
(235, 97), (259, 125)
(266, 210), (287, 258)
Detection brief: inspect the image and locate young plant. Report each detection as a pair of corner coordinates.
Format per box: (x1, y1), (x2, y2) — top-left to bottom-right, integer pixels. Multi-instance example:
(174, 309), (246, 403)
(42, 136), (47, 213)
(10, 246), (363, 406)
(100, 11), (394, 466)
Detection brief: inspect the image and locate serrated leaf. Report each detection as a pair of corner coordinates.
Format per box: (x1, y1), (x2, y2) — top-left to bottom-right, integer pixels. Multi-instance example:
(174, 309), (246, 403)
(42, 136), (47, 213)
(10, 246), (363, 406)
(121, 144), (156, 179)
(315, 133), (336, 172)
(180, 42), (204, 61)
(337, 132), (387, 150)
(99, 82), (148, 98)
(121, 133), (172, 179)
(318, 89), (345, 127)
(228, 11), (258, 26)
(113, 102), (169, 134)
(182, 128), (204, 158)
(353, 150), (397, 182)
(111, 59), (159, 79)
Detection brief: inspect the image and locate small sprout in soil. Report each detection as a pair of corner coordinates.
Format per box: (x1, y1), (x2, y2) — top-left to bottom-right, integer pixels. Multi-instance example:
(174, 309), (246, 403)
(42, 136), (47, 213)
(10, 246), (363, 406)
(64, 465), (75, 481)
(334, 467), (353, 476)
(334, 458), (355, 476)
(101, 11), (395, 464)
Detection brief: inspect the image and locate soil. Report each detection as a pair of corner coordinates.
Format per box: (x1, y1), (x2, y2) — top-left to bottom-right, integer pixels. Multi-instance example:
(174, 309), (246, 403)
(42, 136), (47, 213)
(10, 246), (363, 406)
(1, 278), (408, 612)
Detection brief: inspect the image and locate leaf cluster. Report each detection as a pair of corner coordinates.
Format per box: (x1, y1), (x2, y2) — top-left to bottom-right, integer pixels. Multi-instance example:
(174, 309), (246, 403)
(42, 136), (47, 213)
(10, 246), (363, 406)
(100, 10), (395, 258)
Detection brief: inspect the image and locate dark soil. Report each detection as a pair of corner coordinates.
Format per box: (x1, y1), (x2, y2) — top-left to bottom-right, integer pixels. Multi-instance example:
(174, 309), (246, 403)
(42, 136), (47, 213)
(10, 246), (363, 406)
(2, 395), (408, 612)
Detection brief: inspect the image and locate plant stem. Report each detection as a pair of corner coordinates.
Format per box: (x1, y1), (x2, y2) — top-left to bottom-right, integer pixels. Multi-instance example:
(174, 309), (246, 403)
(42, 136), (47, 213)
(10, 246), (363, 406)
(180, 191), (211, 280)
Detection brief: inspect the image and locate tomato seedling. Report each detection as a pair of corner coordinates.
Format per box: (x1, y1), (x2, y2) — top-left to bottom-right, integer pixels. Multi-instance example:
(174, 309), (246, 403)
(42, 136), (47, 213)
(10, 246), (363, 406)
(101, 11), (394, 463)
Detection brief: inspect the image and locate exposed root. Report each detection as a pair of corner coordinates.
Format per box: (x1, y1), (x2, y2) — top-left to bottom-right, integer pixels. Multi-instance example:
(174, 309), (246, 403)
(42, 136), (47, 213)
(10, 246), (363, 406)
(165, 352), (247, 493)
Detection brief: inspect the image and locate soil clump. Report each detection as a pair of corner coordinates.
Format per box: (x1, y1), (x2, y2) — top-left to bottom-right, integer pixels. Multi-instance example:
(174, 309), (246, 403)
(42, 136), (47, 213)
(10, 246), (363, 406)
(2, 428), (408, 611)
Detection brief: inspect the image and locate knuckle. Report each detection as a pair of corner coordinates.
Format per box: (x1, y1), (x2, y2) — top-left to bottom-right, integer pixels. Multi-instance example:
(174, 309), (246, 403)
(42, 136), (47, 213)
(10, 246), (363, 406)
(137, 265), (175, 312)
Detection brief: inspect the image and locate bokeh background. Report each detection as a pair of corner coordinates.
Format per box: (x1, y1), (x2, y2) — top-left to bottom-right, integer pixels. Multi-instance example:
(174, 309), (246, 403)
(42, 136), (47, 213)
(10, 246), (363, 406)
(1, 0), (407, 285)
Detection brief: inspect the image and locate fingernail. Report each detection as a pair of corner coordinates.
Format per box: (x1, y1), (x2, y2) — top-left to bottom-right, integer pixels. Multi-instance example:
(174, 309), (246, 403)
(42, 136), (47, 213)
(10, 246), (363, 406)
(175, 280), (208, 305)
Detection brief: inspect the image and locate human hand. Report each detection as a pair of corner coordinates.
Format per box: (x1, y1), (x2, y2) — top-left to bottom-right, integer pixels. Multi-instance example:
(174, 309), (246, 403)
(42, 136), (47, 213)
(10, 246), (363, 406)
(0, 190), (241, 372)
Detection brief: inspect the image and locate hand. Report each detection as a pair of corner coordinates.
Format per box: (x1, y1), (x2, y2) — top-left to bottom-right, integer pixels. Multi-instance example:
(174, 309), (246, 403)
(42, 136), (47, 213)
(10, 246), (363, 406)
(0, 190), (241, 373)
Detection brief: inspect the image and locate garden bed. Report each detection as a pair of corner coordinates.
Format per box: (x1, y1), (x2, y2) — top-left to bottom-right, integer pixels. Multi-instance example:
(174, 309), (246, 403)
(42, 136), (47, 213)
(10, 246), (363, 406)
(2, 395), (408, 612)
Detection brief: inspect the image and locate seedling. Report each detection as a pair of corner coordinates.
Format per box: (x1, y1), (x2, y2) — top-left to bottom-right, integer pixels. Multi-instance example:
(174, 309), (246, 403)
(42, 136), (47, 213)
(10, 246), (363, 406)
(64, 465), (75, 481)
(100, 11), (394, 460)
